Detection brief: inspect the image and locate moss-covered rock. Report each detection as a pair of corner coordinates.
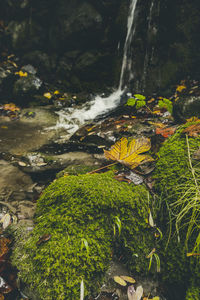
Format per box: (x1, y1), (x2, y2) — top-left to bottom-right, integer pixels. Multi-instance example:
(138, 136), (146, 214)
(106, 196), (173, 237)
(153, 122), (200, 298)
(12, 171), (154, 300)
(185, 285), (200, 300)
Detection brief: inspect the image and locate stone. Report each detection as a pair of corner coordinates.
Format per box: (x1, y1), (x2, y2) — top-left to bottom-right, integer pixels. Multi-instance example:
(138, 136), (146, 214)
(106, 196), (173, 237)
(173, 96), (200, 122)
(13, 74), (42, 97)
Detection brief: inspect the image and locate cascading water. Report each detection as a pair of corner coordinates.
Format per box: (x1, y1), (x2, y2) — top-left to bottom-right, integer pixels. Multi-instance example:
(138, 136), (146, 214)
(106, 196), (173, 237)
(55, 0), (138, 136)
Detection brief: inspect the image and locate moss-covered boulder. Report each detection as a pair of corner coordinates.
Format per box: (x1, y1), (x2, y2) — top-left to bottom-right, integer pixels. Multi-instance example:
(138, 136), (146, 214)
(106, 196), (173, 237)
(12, 171), (154, 300)
(153, 122), (200, 298)
(185, 286), (200, 300)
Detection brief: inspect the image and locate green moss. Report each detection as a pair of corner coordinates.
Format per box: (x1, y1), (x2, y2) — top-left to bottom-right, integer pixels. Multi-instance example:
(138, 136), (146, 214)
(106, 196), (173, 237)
(153, 123), (200, 293)
(56, 164), (97, 178)
(185, 286), (200, 300)
(12, 171), (154, 300)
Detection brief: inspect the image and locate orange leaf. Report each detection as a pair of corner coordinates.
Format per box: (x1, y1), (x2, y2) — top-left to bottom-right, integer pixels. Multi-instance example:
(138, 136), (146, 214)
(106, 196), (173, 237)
(156, 127), (176, 138)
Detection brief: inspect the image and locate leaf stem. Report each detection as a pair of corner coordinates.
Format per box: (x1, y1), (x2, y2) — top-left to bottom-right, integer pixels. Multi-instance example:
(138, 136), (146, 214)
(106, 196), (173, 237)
(87, 162), (118, 174)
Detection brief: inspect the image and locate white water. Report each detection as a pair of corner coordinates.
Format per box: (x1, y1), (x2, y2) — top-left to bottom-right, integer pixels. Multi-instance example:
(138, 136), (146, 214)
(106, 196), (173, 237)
(55, 0), (138, 136)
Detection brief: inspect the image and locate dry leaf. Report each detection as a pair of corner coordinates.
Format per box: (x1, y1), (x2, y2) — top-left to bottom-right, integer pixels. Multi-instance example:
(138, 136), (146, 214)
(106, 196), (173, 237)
(183, 124), (200, 137)
(36, 234), (51, 246)
(3, 103), (20, 112)
(104, 137), (154, 169)
(120, 276), (136, 283)
(43, 92), (52, 99)
(176, 85), (186, 92)
(128, 285), (143, 300)
(155, 127), (176, 138)
(148, 122), (166, 128)
(187, 253), (200, 257)
(113, 276), (127, 286)
(0, 237), (11, 258)
(0, 214), (11, 229)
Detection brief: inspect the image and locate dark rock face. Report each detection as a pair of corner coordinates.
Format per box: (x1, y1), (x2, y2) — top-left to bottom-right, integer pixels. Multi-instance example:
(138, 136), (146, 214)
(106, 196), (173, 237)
(173, 96), (200, 122)
(1, 0), (125, 93)
(132, 0), (200, 95)
(1, 0), (200, 95)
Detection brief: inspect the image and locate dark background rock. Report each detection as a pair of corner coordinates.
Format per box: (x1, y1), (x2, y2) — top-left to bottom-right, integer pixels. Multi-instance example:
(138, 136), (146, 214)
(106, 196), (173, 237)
(173, 96), (200, 122)
(0, 0), (200, 95)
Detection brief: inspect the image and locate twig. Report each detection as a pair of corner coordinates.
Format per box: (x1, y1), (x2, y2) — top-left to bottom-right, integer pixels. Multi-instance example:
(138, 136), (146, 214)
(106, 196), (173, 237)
(87, 162), (118, 174)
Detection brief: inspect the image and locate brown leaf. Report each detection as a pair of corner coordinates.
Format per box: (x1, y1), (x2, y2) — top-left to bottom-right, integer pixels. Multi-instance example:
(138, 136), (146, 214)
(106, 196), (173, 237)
(104, 137), (154, 170)
(183, 124), (200, 137)
(36, 234), (51, 246)
(0, 237), (11, 259)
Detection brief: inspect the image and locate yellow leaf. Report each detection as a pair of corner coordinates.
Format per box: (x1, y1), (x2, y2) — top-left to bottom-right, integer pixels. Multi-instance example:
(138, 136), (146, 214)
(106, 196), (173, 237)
(120, 275), (136, 283)
(54, 90), (60, 94)
(104, 137), (153, 170)
(187, 253), (200, 257)
(1, 126), (8, 129)
(148, 121), (166, 128)
(131, 116), (136, 119)
(15, 70), (28, 77)
(43, 92), (52, 99)
(113, 276), (127, 286)
(176, 85), (186, 92)
(152, 297), (160, 300)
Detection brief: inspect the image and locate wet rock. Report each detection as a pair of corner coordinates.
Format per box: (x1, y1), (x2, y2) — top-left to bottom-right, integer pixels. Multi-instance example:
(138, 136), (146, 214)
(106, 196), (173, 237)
(0, 160), (34, 205)
(173, 96), (200, 122)
(13, 74), (42, 98)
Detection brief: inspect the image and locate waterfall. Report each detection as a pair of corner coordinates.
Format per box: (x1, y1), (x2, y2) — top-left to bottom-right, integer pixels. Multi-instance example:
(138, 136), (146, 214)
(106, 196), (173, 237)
(55, 0), (138, 136)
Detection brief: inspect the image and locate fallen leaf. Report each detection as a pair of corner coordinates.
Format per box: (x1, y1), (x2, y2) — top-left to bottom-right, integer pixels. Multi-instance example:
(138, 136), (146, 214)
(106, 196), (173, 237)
(0, 294), (4, 300)
(3, 103), (20, 112)
(43, 92), (52, 99)
(18, 161), (27, 167)
(0, 237), (11, 258)
(0, 126), (8, 129)
(104, 137), (154, 169)
(54, 90), (60, 95)
(155, 127), (176, 138)
(176, 85), (186, 92)
(152, 297), (160, 300)
(148, 122), (166, 128)
(187, 253), (200, 257)
(0, 214), (11, 229)
(113, 276), (127, 286)
(15, 70), (27, 77)
(114, 175), (131, 184)
(186, 117), (200, 123)
(183, 124), (200, 137)
(125, 172), (144, 185)
(128, 285), (143, 300)
(36, 234), (51, 246)
(120, 275), (136, 283)
(148, 98), (155, 103)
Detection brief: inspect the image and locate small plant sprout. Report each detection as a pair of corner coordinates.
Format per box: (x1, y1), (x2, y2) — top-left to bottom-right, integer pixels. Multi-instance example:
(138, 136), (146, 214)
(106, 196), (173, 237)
(113, 216), (122, 236)
(81, 238), (89, 254)
(147, 248), (161, 273)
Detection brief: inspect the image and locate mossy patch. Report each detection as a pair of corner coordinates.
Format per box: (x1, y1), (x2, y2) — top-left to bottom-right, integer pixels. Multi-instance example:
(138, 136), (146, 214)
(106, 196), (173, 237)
(153, 122), (200, 297)
(12, 171), (154, 300)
